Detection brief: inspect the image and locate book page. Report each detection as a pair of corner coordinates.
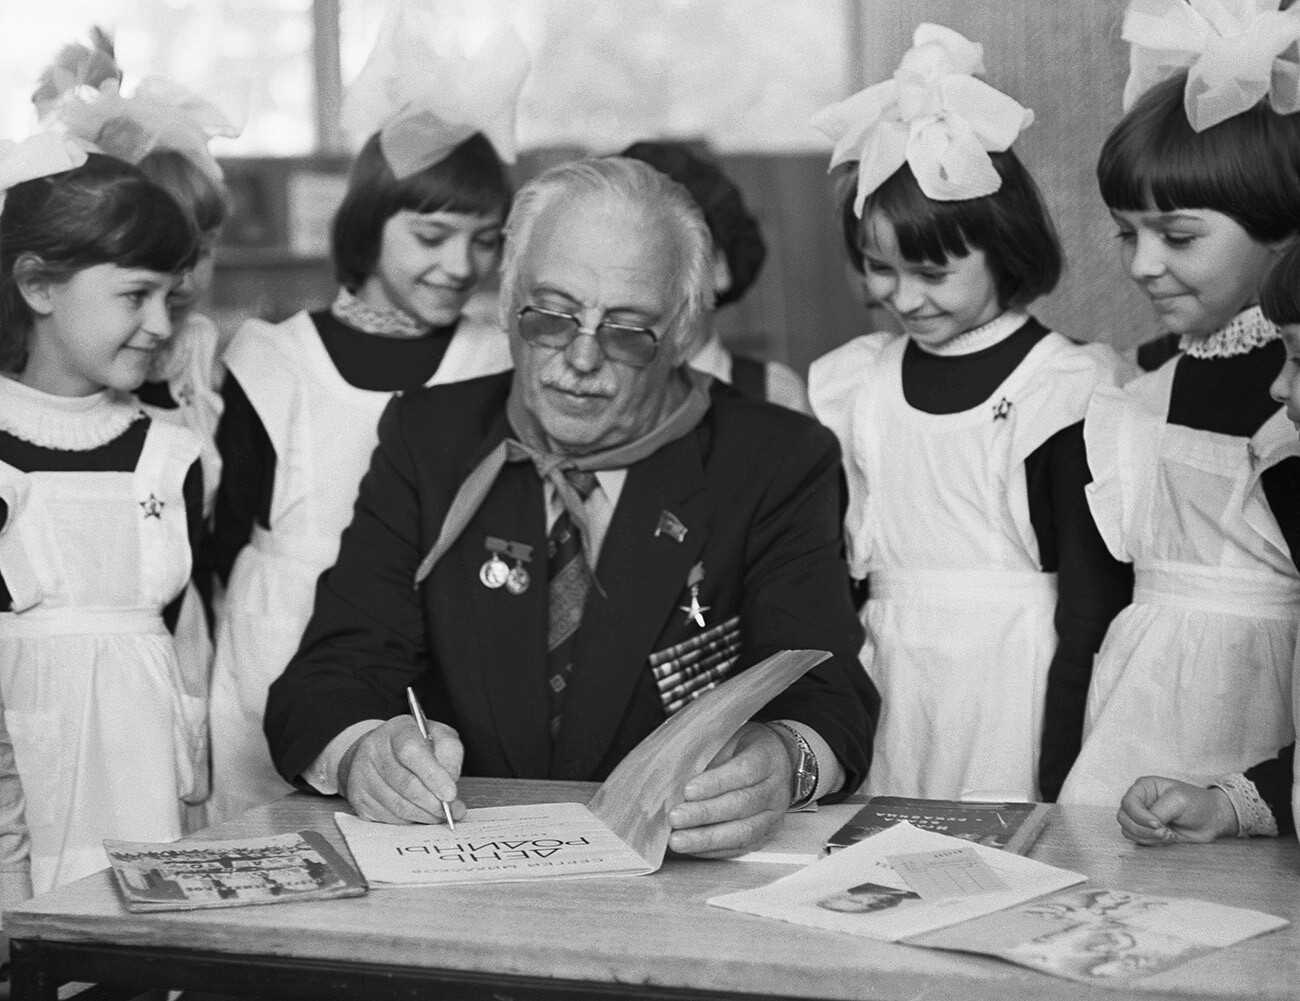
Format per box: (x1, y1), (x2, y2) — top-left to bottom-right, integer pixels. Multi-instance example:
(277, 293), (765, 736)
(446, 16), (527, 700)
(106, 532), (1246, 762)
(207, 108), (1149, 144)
(708, 821), (1085, 942)
(589, 648), (830, 867)
(726, 802), (863, 865)
(334, 803), (653, 886)
(906, 887), (1290, 983)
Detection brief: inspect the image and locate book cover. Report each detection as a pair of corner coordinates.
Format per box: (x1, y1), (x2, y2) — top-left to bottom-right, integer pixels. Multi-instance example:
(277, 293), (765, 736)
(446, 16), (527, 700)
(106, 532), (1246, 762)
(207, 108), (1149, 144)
(826, 798), (1053, 856)
(103, 830), (367, 912)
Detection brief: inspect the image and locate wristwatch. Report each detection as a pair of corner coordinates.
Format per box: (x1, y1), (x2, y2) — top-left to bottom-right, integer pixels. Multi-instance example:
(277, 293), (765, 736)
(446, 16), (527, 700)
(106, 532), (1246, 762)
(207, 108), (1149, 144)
(767, 721), (819, 810)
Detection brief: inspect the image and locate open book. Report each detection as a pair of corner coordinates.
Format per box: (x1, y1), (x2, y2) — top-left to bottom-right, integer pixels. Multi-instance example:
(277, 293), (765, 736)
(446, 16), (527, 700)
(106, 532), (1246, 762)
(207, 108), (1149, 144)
(334, 648), (830, 887)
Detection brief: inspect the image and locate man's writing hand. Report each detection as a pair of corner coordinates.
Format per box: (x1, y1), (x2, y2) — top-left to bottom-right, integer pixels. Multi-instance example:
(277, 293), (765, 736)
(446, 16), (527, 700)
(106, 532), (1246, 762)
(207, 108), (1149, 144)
(338, 716), (466, 825)
(666, 721), (793, 858)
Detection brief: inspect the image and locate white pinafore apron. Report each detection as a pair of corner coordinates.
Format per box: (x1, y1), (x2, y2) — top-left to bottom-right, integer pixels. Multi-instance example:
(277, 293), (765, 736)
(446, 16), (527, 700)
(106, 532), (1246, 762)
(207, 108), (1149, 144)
(1059, 364), (1299, 805)
(810, 331), (1119, 800)
(209, 310), (512, 822)
(0, 420), (204, 893)
(144, 311), (226, 819)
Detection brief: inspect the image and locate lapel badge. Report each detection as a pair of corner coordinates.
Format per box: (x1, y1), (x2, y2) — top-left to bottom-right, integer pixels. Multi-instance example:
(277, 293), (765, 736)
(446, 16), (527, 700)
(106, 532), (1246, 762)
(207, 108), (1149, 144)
(992, 396), (1013, 421)
(504, 540), (534, 595)
(679, 560), (710, 628)
(655, 509), (688, 543)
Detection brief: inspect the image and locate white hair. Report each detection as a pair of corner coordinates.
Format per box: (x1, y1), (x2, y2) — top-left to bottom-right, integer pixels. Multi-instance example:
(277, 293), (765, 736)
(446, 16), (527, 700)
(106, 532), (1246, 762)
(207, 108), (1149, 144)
(497, 156), (715, 360)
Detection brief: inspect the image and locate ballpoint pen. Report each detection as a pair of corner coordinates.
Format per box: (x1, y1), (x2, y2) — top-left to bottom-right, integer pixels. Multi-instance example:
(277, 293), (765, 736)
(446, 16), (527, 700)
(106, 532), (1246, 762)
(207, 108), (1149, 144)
(406, 686), (457, 830)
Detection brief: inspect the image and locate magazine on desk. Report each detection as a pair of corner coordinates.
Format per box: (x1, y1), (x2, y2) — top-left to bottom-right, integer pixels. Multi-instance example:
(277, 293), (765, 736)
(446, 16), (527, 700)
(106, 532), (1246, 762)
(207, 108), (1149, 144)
(103, 830), (367, 912)
(826, 797), (1052, 855)
(905, 887), (1290, 984)
(335, 648), (832, 887)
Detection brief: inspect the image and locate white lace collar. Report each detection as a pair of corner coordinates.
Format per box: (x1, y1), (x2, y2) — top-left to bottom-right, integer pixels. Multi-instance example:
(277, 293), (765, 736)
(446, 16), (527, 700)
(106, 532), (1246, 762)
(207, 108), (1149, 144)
(1180, 306), (1279, 360)
(331, 287), (432, 339)
(913, 311), (1029, 357)
(0, 376), (144, 450)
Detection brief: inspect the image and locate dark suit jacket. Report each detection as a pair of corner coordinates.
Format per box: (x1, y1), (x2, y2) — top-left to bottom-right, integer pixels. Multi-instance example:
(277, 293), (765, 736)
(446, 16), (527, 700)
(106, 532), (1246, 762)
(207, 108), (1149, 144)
(265, 373), (878, 792)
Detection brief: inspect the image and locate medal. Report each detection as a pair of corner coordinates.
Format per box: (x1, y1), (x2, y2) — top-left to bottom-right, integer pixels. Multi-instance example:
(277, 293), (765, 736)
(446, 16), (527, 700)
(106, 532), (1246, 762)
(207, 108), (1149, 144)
(483, 537), (534, 594)
(506, 564), (531, 595)
(480, 555), (509, 588)
(504, 540), (534, 595)
(679, 560), (709, 628)
(480, 537), (511, 589)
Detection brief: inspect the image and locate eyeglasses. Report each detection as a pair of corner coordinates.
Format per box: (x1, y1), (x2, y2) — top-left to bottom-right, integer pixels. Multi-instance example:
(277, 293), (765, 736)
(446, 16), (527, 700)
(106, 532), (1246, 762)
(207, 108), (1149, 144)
(515, 304), (664, 368)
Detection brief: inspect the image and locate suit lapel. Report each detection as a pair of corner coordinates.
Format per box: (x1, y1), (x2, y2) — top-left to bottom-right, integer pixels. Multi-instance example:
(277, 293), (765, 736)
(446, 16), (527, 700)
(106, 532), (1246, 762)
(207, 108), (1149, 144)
(550, 428), (710, 778)
(445, 417), (552, 778)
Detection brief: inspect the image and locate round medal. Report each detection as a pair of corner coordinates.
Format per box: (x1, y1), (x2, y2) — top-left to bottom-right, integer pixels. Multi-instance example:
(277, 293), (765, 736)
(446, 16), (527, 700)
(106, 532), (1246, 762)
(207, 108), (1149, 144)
(505, 564), (531, 595)
(479, 554), (509, 588)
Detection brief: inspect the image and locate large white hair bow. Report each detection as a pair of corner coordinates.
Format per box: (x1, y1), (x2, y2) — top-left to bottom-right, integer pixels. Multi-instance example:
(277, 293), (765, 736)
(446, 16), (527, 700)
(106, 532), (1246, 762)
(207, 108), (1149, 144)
(0, 132), (94, 211)
(1123, 0), (1300, 131)
(46, 76), (241, 183)
(342, 1), (530, 178)
(810, 23), (1033, 215)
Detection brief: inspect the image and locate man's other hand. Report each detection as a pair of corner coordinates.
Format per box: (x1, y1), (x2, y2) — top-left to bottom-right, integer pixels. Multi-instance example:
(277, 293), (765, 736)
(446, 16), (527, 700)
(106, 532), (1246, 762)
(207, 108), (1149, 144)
(338, 715), (466, 825)
(666, 721), (793, 858)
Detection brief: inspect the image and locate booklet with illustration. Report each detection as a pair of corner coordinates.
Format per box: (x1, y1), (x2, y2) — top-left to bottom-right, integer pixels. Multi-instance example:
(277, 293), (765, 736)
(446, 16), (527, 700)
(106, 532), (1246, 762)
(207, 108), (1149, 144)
(103, 830), (367, 912)
(905, 887), (1289, 984)
(335, 648), (831, 886)
(826, 798), (1053, 855)
(709, 821), (1085, 942)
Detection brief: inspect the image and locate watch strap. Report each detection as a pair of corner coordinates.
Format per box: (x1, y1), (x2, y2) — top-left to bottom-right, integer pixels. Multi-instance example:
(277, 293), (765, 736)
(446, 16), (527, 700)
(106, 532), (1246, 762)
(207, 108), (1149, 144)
(767, 720), (819, 810)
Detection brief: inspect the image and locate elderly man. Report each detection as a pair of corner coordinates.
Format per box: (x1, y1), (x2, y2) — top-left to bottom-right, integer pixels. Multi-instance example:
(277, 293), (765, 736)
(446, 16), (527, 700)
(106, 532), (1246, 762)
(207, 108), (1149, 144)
(265, 157), (877, 856)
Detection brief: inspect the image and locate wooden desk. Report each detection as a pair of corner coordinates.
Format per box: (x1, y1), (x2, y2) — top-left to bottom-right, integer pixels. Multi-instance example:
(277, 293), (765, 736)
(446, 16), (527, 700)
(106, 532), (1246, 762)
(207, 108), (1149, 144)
(6, 778), (1299, 1001)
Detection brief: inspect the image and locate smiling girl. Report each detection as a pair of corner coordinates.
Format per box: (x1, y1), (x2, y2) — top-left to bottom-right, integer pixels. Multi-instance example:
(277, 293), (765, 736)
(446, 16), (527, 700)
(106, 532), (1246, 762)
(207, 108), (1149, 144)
(207, 14), (528, 822)
(1058, 1), (1300, 807)
(808, 25), (1132, 801)
(0, 144), (205, 891)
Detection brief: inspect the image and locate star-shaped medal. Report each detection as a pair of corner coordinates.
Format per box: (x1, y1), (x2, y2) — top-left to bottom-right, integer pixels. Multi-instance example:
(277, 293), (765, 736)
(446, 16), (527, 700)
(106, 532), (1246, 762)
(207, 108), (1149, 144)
(139, 494), (165, 519)
(679, 591), (710, 629)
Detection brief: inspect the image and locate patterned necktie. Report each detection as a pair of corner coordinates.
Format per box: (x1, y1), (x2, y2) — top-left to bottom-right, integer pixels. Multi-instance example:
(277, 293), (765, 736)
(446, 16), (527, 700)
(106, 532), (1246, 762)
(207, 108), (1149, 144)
(546, 469), (598, 741)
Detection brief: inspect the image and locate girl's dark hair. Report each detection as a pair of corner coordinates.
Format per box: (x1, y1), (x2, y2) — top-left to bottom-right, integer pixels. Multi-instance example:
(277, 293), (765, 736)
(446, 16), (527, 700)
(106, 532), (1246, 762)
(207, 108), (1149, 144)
(1261, 243), (1300, 326)
(331, 131), (512, 290)
(137, 148), (228, 234)
(838, 148), (1063, 309)
(1099, 74), (1300, 241)
(0, 153), (200, 370)
(620, 140), (766, 307)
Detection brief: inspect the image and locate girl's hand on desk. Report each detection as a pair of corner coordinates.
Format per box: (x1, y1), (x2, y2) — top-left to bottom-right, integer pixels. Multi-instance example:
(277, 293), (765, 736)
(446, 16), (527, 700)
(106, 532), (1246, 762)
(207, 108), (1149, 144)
(666, 722), (791, 859)
(1117, 775), (1237, 845)
(339, 716), (466, 825)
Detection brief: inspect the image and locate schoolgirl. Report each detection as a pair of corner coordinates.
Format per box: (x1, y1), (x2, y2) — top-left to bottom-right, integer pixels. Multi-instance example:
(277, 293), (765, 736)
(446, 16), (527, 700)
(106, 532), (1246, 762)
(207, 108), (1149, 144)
(33, 26), (239, 514)
(208, 9), (529, 822)
(0, 137), (205, 892)
(620, 140), (811, 412)
(1059, 0), (1300, 806)
(1114, 235), (1300, 844)
(808, 24), (1132, 802)
(34, 31), (242, 826)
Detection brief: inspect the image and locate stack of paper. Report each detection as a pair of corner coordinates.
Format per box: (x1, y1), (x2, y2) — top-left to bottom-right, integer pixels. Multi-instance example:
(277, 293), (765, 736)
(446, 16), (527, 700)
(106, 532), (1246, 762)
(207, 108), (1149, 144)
(708, 821), (1086, 941)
